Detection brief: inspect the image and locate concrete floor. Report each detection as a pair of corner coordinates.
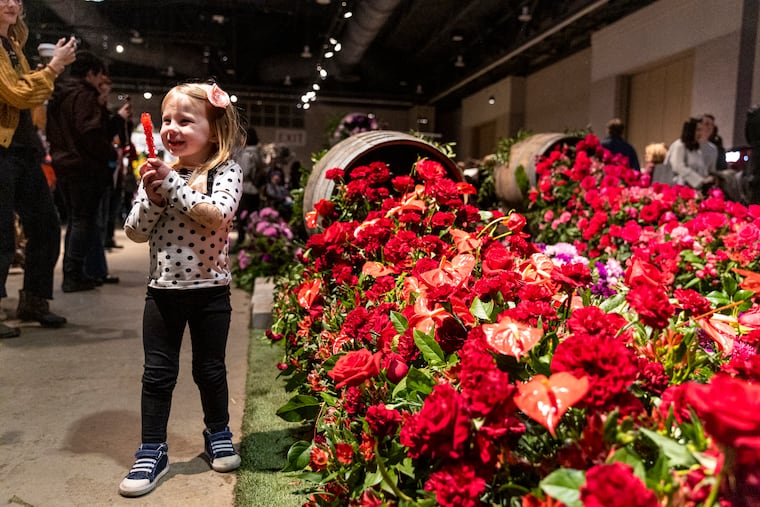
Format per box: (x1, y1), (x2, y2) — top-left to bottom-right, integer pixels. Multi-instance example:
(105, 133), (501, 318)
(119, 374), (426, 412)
(0, 228), (249, 506)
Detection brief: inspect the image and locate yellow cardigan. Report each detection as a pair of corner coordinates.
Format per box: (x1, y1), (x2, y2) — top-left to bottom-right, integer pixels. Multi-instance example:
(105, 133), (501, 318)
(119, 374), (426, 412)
(0, 37), (58, 147)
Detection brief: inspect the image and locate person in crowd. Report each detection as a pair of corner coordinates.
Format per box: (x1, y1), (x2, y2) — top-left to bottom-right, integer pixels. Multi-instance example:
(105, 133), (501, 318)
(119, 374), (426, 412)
(103, 84), (132, 251)
(0, 0), (76, 338)
(263, 167), (293, 219)
(664, 117), (715, 190)
(81, 74), (130, 284)
(741, 105), (760, 205)
(643, 142), (669, 182)
(119, 81), (244, 497)
(233, 126), (263, 249)
(46, 50), (113, 292)
(700, 113), (727, 170)
(601, 117), (640, 170)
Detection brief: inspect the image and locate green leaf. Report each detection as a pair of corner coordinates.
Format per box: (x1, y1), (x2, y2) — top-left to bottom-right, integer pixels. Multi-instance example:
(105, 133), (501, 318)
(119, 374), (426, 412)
(599, 293), (626, 313)
(609, 447), (646, 481)
(413, 328), (445, 366)
(405, 366), (435, 395)
(539, 468), (585, 507)
(276, 394), (322, 422)
(705, 291), (731, 307)
(470, 297), (494, 321)
(282, 440), (312, 472)
(721, 273), (738, 296)
(390, 311), (408, 334)
(639, 428), (697, 468)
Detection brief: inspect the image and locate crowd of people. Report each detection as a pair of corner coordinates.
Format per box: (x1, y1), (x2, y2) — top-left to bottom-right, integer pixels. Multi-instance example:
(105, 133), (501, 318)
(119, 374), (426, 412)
(603, 113), (759, 205)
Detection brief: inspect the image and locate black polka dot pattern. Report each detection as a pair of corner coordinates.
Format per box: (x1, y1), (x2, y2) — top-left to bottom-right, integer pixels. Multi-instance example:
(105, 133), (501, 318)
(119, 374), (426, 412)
(124, 160), (243, 289)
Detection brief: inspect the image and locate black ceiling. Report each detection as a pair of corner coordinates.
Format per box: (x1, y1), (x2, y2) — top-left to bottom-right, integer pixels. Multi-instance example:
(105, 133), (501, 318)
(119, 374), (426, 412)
(26, 0), (654, 108)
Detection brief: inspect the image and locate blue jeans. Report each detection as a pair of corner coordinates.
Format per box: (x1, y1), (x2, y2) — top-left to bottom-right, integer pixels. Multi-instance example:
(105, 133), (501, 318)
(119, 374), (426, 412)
(0, 147), (60, 299)
(140, 285), (232, 443)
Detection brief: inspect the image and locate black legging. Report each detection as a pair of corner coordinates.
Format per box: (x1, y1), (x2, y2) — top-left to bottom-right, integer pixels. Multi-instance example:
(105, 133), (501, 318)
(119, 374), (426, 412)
(140, 285), (232, 443)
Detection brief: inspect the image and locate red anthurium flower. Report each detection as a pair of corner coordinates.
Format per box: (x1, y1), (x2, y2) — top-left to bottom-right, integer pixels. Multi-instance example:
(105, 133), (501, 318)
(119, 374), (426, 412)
(450, 228), (482, 254)
(734, 268), (760, 294)
(403, 275), (425, 303)
(696, 314), (737, 355)
(739, 306), (760, 329)
(305, 210), (318, 229)
(408, 293), (450, 334)
(449, 295), (476, 326)
(420, 254), (476, 289)
(482, 315), (543, 359)
(514, 372), (589, 437)
(362, 261), (394, 277)
(297, 278), (322, 309)
(520, 253), (555, 287)
(385, 191), (426, 218)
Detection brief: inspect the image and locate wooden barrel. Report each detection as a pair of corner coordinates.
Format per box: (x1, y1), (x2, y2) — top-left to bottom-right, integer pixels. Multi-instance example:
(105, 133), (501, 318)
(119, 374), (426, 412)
(303, 130), (461, 225)
(494, 133), (581, 206)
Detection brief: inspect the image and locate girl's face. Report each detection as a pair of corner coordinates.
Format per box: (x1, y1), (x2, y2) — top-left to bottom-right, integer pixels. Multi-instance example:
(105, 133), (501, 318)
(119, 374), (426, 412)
(0, 1), (21, 36)
(160, 93), (215, 167)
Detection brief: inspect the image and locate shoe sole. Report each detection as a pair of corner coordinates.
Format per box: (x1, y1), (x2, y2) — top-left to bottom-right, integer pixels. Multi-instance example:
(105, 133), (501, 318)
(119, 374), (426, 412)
(207, 453), (241, 473)
(118, 464), (170, 497)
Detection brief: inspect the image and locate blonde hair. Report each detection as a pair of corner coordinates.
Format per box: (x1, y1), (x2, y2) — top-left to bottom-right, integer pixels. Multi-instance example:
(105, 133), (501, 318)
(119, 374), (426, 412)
(8, 8), (29, 47)
(644, 142), (667, 164)
(161, 81), (243, 187)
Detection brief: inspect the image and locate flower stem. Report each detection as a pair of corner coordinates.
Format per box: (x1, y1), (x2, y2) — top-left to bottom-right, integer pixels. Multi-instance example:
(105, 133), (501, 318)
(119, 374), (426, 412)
(374, 442), (413, 502)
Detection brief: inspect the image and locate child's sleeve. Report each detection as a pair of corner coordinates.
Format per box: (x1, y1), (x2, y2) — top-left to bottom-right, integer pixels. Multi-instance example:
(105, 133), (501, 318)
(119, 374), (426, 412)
(124, 182), (167, 243)
(157, 161), (243, 228)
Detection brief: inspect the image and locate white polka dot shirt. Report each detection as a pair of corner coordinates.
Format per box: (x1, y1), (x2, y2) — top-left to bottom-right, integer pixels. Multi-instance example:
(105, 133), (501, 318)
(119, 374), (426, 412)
(125, 159), (243, 289)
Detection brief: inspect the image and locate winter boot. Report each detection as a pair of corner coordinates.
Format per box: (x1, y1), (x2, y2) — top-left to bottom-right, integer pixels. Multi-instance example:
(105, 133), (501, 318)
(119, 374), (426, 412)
(16, 290), (67, 328)
(0, 322), (20, 338)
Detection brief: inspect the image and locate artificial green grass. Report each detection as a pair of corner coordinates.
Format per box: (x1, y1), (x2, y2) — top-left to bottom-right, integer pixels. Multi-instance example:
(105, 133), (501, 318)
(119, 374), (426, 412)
(235, 330), (308, 507)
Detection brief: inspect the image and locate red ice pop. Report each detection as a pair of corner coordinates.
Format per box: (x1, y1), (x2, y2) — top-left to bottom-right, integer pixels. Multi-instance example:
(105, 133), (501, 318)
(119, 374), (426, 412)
(140, 112), (156, 158)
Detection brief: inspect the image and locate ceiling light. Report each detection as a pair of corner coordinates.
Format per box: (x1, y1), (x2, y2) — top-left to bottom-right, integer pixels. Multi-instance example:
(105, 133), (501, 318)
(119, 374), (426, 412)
(319, 68), (328, 78)
(343, 11), (353, 19)
(230, 95), (238, 103)
(324, 51), (334, 58)
(115, 44), (124, 53)
(315, 0), (330, 4)
(488, 95), (496, 105)
(303, 103), (311, 109)
(329, 37), (338, 45)
(518, 6), (532, 22)
(451, 31), (464, 42)
(454, 54), (465, 68)
(300, 45), (312, 58)
(143, 91), (153, 100)
(334, 43), (342, 52)
(129, 30), (143, 44)
(312, 83), (320, 90)
(284, 75), (292, 86)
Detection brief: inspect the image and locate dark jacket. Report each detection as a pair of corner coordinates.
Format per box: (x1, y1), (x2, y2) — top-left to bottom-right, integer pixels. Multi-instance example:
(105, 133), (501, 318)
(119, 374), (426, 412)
(46, 77), (114, 179)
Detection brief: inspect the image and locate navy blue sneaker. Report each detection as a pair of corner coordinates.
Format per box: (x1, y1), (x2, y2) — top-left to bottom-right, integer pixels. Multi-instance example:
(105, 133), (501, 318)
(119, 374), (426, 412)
(119, 443), (169, 497)
(203, 427), (241, 472)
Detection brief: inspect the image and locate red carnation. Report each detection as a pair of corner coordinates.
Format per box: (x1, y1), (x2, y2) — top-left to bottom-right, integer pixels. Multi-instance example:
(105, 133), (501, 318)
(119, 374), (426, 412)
(416, 159), (446, 181)
(399, 383), (470, 460)
(424, 463), (486, 507)
(365, 404), (402, 438)
(580, 462), (659, 507)
(324, 168), (344, 180)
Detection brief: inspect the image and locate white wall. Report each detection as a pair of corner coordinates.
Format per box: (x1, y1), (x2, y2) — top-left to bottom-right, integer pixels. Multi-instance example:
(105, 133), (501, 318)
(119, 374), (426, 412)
(524, 49), (591, 133)
(590, 0), (744, 144)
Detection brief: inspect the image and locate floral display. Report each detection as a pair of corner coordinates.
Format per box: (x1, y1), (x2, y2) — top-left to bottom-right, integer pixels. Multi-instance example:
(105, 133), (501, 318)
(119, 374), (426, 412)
(330, 112), (380, 145)
(231, 207), (297, 292)
(268, 135), (760, 506)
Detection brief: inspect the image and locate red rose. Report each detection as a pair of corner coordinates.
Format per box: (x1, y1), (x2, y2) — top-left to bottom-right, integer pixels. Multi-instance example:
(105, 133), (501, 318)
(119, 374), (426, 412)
(381, 352), (408, 384)
(324, 168), (344, 180)
(684, 374), (760, 448)
(580, 462), (658, 507)
(328, 349), (381, 389)
(365, 403), (402, 438)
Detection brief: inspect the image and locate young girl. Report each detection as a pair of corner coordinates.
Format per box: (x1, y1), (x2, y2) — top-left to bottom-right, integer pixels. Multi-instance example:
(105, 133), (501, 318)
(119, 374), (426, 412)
(120, 81), (244, 497)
